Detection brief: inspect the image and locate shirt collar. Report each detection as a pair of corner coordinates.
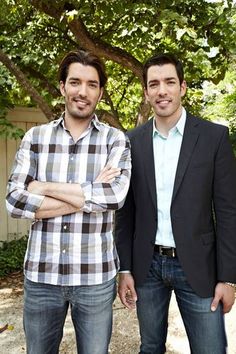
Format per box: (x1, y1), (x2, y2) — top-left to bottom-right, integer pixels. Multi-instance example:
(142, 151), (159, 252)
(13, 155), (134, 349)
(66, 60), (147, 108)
(53, 113), (101, 131)
(152, 107), (186, 137)
(176, 107), (186, 136)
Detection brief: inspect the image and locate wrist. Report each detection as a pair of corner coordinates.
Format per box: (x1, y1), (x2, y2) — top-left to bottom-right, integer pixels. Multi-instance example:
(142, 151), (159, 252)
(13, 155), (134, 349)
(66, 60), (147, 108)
(224, 282), (236, 289)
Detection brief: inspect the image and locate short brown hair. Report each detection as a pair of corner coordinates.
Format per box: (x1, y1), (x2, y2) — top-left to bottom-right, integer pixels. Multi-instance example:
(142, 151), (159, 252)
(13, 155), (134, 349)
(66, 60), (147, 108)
(58, 50), (107, 88)
(143, 53), (184, 88)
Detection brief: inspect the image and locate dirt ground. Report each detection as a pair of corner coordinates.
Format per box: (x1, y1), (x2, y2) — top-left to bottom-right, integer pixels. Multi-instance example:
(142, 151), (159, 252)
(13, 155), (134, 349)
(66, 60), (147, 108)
(0, 272), (236, 354)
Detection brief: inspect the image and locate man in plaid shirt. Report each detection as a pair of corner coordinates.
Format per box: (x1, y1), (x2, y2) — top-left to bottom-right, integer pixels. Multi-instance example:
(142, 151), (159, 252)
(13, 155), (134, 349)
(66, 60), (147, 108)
(6, 50), (131, 354)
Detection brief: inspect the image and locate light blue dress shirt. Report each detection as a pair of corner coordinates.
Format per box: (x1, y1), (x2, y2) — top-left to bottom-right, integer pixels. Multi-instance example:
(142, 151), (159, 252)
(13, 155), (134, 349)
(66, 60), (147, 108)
(153, 108), (186, 247)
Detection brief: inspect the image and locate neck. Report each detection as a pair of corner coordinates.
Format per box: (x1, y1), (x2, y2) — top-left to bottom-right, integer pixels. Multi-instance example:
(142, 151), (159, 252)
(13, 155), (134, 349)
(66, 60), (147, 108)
(155, 109), (182, 137)
(64, 114), (93, 141)
(154, 118), (177, 137)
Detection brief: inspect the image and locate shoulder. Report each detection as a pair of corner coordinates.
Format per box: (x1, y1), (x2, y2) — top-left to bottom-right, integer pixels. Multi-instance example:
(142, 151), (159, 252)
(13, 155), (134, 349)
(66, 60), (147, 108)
(98, 122), (130, 146)
(187, 112), (228, 132)
(187, 112), (229, 140)
(127, 119), (153, 140)
(22, 119), (58, 142)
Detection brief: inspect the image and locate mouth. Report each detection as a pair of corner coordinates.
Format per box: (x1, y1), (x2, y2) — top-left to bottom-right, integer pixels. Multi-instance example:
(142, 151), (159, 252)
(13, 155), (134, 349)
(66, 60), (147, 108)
(156, 99), (171, 107)
(72, 97), (89, 108)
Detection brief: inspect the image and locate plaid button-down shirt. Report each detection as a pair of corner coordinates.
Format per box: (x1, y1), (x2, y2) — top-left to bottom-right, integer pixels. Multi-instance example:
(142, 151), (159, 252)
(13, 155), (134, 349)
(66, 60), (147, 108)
(6, 115), (131, 286)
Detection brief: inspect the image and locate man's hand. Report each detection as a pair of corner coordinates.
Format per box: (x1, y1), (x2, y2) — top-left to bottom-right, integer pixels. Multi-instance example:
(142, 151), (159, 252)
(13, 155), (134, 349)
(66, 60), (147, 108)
(118, 273), (137, 310)
(211, 282), (235, 313)
(95, 166), (121, 183)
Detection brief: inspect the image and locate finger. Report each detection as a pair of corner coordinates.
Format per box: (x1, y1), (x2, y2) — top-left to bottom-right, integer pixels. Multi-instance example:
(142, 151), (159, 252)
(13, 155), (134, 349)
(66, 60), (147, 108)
(130, 288), (138, 303)
(104, 171), (121, 182)
(104, 178), (115, 184)
(104, 168), (121, 176)
(118, 288), (130, 308)
(125, 292), (137, 309)
(122, 294), (136, 309)
(96, 169), (121, 182)
(119, 287), (137, 309)
(95, 167), (120, 182)
(211, 295), (220, 312)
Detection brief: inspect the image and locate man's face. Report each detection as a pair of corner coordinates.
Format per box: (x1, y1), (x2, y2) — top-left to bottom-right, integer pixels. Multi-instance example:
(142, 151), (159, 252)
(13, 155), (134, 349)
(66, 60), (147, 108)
(145, 63), (186, 121)
(60, 62), (103, 121)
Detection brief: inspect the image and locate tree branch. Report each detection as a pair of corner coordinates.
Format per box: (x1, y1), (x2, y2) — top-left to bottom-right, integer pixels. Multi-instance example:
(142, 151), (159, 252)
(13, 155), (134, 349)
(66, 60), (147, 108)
(116, 75), (135, 110)
(0, 49), (54, 121)
(69, 18), (143, 80)
(136, 99), (151, 126)
(96, 109), (124, 131)
(103, 90), (119, 120)
(20, 64), (60, 98)
(30, 0), (143, 81)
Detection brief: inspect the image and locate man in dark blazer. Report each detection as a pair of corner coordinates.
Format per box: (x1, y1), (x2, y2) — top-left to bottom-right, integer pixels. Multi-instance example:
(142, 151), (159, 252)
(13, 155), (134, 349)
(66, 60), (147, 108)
(115, 53), (236, 354)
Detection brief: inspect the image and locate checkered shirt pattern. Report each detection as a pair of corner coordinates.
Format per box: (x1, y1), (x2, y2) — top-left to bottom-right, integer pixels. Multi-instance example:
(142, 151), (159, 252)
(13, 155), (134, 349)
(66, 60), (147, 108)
(6, 115), (131, 285)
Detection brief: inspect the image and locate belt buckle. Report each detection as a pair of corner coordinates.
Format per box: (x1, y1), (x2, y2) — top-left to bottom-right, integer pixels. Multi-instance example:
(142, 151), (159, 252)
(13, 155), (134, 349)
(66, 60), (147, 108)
(160, 246), (175, 257)
(160, 246), (168, 256)
(159, 246), (165, 255)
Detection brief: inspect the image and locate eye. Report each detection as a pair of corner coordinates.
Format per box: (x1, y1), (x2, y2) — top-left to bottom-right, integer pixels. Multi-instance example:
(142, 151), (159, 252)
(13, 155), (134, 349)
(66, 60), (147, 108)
(70, 81), (79, 86)
(89, 82), (99, 88)
(167, 80), (176, 85)
(149, 83), (158, 88)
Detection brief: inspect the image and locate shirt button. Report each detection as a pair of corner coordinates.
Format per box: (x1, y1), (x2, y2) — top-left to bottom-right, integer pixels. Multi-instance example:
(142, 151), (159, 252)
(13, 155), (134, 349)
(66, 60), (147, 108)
(62, 249), (66, 254)
(63, 225), (67, 230)
(70, 156), (74, 161)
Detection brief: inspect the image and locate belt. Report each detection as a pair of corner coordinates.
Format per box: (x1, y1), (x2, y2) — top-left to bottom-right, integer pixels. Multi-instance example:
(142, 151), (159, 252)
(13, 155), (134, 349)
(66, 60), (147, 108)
(154, 245), (177, 258)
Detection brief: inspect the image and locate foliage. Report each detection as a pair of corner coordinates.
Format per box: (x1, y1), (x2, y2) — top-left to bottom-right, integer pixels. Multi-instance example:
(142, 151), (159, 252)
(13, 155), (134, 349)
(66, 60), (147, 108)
(0, 236), (27, 278)
(0, 117), (25, 139)
(0, 68), (25, 139)
(201, 64), (236, 152)
(0, 0), (235, 129)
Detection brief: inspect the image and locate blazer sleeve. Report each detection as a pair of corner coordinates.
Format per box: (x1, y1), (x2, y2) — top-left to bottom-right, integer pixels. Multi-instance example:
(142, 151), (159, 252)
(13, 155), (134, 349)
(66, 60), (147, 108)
(115, 178), (135, 272)
(213, 127), (236, 282)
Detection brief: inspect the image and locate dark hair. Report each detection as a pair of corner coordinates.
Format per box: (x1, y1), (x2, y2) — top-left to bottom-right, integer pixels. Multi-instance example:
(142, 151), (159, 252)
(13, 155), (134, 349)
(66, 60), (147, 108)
(58, 50), (107, 88)
(143, 53), (184, 88)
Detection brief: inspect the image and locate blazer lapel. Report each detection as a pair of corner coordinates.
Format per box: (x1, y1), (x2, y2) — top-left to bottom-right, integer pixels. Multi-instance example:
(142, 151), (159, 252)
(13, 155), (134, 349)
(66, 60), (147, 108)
(172, 114), (200, 201)
(141, 119), (157, 210)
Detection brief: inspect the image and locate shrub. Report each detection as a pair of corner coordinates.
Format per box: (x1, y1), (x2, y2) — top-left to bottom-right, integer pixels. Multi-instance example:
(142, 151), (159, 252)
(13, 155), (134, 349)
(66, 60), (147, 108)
(0, 236), (28, 278)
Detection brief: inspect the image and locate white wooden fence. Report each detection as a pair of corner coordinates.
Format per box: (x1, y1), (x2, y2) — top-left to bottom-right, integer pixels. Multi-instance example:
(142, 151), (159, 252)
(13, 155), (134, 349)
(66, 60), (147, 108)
(0, 107), (47, 244)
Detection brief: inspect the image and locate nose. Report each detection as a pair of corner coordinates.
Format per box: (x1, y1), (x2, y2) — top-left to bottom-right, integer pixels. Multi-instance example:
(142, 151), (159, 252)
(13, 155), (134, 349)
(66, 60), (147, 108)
(158, 82), (167, 96)
(78, 83), (87, 97)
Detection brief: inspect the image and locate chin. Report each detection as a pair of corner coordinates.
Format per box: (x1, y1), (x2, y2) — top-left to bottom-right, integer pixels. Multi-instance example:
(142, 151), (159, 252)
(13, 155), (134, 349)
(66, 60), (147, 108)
(72, 114), (91, 120)
(69, 108), (91, 120)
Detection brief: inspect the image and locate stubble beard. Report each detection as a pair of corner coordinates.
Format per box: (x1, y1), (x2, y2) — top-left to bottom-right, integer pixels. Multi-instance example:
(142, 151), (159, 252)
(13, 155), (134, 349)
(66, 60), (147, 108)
(154, 101), (182, 120)
(66, 101), (96, 121)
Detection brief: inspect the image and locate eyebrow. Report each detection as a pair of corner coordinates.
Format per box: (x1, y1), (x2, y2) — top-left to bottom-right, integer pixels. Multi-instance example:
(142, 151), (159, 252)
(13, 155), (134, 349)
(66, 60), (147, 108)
(148, 77), (177, 84)
(68, 77), (99, 84)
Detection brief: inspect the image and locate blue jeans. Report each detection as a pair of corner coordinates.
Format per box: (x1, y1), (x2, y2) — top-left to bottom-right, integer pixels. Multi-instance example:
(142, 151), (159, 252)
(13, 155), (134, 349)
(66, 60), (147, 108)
(136, 253), (227, 354)
(23, 277), (116, 354)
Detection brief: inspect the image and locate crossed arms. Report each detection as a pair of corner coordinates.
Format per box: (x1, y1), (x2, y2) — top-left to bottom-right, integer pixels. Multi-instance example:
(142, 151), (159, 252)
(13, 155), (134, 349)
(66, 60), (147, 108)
(6, 126), (131, 220)
(27, 166), (121, 219)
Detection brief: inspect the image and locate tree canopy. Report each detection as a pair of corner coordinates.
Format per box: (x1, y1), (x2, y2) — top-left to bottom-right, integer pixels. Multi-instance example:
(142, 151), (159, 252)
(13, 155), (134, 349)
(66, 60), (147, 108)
(0, 0), (235, 134)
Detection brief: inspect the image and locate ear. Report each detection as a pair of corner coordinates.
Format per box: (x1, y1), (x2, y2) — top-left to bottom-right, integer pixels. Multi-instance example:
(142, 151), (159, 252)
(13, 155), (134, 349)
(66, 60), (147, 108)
(98, 87), (104, 102)
(144, 89), (150, 103)
(180, 80), (187, 97)
(59, 81), (65, 97)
